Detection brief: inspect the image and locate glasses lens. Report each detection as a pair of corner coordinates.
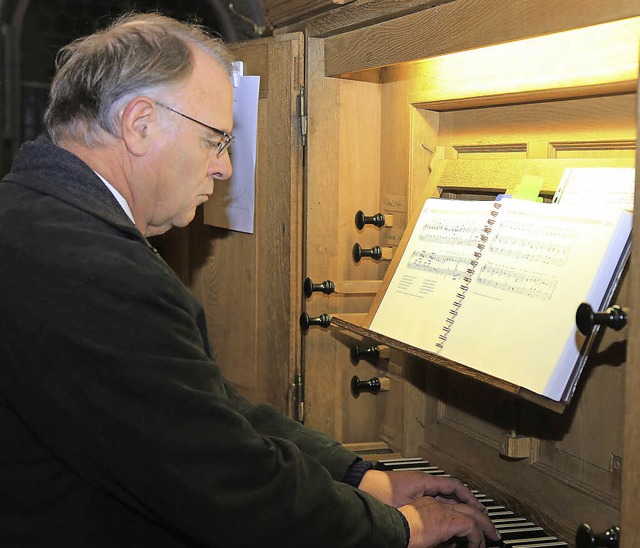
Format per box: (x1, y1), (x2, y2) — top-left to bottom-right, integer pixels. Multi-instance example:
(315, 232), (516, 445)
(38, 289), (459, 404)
(217, 136), (233, 156)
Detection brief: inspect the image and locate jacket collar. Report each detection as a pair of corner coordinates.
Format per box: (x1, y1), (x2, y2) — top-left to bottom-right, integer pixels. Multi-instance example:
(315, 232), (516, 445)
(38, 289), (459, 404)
(3, 134), (143, 240)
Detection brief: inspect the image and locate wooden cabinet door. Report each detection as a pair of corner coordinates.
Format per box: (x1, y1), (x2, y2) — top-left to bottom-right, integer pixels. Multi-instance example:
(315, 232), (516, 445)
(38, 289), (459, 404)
(621, 77), (640, 548)
(189, 33), (305, 417)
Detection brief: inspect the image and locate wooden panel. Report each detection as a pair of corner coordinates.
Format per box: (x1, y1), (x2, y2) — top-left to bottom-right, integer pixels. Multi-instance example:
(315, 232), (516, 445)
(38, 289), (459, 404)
(322, 0), (640, 77)
(403, 84), (637, 217)
(265, 0), (355, 27)
(280, 0), (452, 37)
(379, 358), (428, 457)
(550, 140), (636, 159)
(621, 77), (640, 548)
(189, 34), (304, 415)
(430, 157), (634, 195)
(304, 37), (386, 441)
(304, 38), (342, 436)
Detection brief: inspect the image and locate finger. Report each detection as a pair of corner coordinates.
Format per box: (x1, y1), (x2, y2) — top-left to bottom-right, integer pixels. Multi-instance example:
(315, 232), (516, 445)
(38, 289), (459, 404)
(435, 494), (463, 506)
(423, 477), (486, 511)
(453, 503), (500, 541)
(445, 513), (487, 548)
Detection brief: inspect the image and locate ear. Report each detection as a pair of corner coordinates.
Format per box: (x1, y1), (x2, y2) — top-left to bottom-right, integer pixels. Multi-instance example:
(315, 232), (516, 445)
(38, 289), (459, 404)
(120, 96), (157, 156)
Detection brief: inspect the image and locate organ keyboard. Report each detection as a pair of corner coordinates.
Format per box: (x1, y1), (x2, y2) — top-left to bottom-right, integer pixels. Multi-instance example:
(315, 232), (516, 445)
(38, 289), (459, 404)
(374, 457), (569, 548)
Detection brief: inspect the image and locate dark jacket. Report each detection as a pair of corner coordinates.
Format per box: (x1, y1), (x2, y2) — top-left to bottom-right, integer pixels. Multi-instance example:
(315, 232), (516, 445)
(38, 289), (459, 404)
(0, 136), (407, 547)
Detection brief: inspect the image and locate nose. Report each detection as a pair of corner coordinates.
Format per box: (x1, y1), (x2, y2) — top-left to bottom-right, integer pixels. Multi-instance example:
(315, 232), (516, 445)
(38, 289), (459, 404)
(208, 150), (233, 181)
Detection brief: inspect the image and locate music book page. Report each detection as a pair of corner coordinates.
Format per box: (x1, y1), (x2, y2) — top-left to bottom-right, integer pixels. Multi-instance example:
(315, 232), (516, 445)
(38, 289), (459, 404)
(369, 197), (632, 401)
(552, 167), (635, 211)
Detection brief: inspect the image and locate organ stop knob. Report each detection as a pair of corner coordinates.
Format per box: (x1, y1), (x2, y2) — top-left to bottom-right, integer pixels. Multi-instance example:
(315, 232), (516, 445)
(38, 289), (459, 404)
(299, 312), (331, 332)
(350, 375), (390, 398)
(303, 277), (335, 298)
(575, 523), (620, 548)
(576, 303), (628, 336)
(350, 344), (380, 365)
(355, 210), (386, 230)
(352, 243), (382, 263)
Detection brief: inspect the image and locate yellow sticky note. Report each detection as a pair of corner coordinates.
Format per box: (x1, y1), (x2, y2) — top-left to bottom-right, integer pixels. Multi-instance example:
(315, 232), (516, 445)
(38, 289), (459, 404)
(513, 175), (544, 202)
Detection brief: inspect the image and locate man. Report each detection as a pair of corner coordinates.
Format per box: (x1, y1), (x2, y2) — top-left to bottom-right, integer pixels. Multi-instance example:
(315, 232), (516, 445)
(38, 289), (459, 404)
(0, 13), (499, 548)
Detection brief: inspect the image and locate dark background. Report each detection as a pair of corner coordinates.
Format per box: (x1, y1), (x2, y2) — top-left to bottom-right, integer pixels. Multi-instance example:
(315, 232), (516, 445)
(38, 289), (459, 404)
(0, 0), (268, 175)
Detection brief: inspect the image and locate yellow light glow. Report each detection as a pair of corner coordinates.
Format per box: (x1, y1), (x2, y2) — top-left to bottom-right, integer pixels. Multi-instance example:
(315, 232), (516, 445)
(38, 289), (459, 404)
(410, 17), (640, 109)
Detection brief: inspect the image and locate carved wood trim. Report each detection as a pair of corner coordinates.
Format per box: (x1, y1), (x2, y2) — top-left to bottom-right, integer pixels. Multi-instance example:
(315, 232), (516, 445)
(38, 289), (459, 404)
(548, 139), (636, 157)
(452, 143), (528, 155)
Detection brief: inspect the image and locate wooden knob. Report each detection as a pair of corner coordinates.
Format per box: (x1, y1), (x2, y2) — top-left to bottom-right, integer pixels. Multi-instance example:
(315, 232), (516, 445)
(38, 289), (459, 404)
(350, 375), (390, 398)
(303, 277), (335, 298)
(299, 312), (331, 332)
(576, 303), (628, 336)
(355, 210), (386, 230)
(575, 523), (620, 548)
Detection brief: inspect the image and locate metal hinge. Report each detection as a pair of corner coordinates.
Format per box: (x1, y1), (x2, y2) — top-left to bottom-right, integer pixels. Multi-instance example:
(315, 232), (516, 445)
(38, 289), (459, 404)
(297, 85), (307, 146)
(293, 373), (305, 423)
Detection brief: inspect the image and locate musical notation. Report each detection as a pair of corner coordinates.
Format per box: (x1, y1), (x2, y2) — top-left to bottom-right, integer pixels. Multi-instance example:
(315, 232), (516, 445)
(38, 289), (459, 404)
(488, 219), (576, 267)
(417, 218), (482, 246)
(476, 262), (557, 300)
(407, 250), (470, 278)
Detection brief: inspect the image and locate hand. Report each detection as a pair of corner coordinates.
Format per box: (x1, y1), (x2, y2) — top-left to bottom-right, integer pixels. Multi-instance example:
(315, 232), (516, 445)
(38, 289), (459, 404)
(358, 469), (487, 513)
(399, 496), (499, 548)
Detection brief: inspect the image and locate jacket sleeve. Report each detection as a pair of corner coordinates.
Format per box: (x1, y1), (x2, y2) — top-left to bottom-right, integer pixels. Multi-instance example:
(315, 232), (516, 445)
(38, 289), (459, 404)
(222, 378), (361, 481)
(4, 222), (408, 548)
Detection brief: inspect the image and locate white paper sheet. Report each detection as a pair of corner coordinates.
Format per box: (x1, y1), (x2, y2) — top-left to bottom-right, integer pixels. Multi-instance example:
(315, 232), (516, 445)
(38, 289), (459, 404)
(204, 62), (260, 233)
(552, 167), (635, 211)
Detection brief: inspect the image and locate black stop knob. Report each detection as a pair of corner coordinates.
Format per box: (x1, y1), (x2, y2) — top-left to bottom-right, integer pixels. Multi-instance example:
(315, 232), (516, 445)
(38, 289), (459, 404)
(299, 312), (331, 332)
(352, 243), (382, 263)
(350, 344), (381, 365)
(351, 375), (381, 398)
(355, 210), (386, 230)
(576, 303), (628, 336)
(303, 277), (335, 298)
(575, 523), (620, 548)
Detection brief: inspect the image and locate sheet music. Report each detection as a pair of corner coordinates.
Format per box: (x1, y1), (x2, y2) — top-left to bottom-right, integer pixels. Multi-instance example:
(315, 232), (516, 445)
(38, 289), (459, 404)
(369, 197), (633, 401)
(442, 199), (631, 400)
(552, 167), (635, 211)
(370, 199), (493, 352)
(472, 209), (578, 300)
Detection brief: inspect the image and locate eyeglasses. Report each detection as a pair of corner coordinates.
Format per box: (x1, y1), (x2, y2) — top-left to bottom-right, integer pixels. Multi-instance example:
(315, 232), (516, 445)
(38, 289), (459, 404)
(155, 101), (234, 156)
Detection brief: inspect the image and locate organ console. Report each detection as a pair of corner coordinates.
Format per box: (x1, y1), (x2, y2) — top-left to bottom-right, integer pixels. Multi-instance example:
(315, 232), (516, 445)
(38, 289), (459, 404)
(197, 1), (640, 545)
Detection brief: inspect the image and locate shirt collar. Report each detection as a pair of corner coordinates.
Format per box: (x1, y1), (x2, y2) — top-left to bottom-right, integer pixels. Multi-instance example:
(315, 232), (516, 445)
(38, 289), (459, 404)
(93, 171), (135, 224)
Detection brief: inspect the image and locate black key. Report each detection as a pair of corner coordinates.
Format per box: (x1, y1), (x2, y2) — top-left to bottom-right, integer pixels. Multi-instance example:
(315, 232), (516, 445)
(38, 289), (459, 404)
(499, 526), (546, 540)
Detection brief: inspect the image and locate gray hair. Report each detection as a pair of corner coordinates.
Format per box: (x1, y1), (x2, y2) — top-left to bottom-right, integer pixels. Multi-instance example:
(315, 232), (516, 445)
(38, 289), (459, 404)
(44, 12), (233, 146)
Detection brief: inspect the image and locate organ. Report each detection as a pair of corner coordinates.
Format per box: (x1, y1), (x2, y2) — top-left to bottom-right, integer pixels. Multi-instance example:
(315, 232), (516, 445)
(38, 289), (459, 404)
(184, 0), (640, 545)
